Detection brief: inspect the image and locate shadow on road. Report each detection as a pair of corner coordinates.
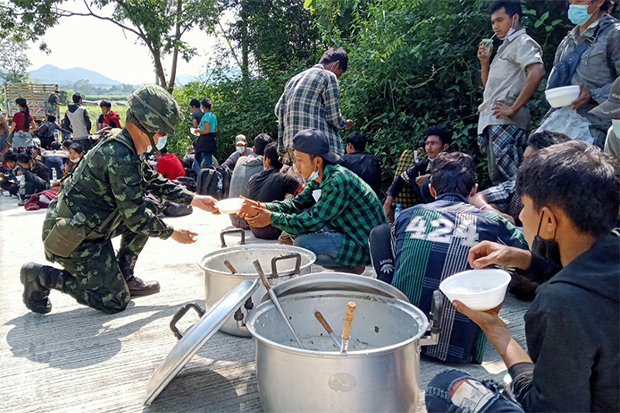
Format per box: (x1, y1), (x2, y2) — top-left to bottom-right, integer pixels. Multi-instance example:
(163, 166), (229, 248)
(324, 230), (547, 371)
(4, 302), (180, 369)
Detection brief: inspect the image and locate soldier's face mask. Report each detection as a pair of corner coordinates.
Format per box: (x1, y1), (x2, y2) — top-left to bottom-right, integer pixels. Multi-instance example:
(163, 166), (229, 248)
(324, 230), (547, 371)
(126, 108), (159, 154)
(147, 135), (167, 153)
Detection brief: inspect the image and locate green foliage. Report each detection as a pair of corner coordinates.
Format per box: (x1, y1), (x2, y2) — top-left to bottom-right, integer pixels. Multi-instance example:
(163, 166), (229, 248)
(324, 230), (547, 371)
(0, 37), (31, 83)
(170, 67), (296, 160)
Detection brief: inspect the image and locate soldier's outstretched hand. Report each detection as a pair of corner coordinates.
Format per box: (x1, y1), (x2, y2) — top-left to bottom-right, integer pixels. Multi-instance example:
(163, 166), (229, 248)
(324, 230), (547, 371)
(171, 229), (198, 244)
(191, 195), (219, 214)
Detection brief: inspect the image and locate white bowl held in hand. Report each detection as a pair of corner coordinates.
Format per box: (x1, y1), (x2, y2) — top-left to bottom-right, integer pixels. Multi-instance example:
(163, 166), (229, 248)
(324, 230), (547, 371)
(215, 198), (245, 214)
(545, 85), (580, 108)
(439, 269), (511, 311)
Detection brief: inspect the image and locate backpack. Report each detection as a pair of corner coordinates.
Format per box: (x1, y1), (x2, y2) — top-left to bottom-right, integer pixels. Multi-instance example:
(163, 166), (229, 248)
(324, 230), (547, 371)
(196, 165), (232, 199)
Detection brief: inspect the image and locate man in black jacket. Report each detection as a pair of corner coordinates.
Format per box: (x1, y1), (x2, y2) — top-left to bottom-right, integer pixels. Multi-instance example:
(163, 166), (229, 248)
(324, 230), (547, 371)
(425, 141), (619, 412)
(383, 125), (452, 218)
(339, 131), (381, 194)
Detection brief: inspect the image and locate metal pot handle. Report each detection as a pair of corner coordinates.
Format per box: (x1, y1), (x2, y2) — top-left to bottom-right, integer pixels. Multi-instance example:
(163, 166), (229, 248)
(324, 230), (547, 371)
(220, 228), (246, 248)
(420, 290), (443, 347)
(169, 303), (206, 340)
(270, 252), (302, 278)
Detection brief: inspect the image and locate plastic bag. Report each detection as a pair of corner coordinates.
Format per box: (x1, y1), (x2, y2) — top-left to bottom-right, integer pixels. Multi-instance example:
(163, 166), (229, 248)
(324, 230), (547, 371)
(538, 107), (593, 143)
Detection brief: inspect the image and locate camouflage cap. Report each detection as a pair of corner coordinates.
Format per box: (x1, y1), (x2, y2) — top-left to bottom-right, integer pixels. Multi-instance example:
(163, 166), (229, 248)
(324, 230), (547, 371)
(127, 84), (180, 135)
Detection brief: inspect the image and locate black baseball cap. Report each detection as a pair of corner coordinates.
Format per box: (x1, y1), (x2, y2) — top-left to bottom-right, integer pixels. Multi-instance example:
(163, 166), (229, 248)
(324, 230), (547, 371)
(293, 129), (340, 163)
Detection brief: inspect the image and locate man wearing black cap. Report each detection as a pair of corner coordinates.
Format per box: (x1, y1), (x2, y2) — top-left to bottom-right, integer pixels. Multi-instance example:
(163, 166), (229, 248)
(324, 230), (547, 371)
(240, 129), (386, 273)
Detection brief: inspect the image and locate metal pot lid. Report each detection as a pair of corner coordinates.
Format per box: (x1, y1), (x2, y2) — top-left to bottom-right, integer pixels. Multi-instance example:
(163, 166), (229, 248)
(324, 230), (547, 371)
(268, 272), (409, 302)
(143, 278), (260, 406)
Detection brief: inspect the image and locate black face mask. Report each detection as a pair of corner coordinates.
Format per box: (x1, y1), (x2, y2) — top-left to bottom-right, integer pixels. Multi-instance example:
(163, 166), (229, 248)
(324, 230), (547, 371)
(531, 213), (563, 271)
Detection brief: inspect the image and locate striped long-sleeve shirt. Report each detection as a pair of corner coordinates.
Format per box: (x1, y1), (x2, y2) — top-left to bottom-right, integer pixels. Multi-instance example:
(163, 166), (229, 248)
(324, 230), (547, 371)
(267, 165), (387, 267)
(391, 194), (527, 363)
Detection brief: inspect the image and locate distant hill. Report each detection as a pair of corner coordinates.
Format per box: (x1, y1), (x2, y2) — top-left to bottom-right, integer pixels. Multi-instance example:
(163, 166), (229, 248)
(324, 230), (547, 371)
(29, 64), (122, 87)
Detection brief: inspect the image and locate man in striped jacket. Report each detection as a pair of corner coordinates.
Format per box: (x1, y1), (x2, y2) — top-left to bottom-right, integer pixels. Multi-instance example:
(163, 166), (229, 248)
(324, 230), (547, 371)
(391, 152), (527, 363)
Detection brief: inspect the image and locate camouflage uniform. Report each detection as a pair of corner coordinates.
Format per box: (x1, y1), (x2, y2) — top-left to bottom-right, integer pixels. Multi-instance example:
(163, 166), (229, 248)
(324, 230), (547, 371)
(37, 85), (193, 314)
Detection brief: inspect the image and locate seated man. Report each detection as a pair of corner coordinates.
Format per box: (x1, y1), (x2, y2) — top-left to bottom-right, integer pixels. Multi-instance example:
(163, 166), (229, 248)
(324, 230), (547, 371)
(17, 152), (49, 183)
(155, 146), (185, 180)
(33, 114), (60, 149)
(339, 131), (382, 195)
(248, 142), (302, 239)
(64, 143), (85, 177)
(229, 133), (272, 229)
(426, 141), (619, 412)
(383, 125), (452, 219)
(42, 141), (67, 180)
(0, 150), (20, 195)
(240, 129), (387, 273)
(471, 130), (569, 224)
(221, 134), (254, 170)
(380, 152), (527, 363)
(97, 100), (123, 130)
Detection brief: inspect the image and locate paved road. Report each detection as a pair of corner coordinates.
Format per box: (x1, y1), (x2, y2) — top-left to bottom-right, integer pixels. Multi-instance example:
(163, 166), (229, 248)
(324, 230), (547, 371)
(0, 193), (530, 412)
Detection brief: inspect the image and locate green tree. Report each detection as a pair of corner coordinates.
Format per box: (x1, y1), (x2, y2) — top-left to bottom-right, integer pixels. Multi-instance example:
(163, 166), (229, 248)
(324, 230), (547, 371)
(0, 37), (31, 82)
(2, 0), (221, 91)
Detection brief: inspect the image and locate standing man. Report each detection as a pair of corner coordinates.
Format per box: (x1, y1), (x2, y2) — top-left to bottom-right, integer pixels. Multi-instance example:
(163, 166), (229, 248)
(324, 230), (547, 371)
(64, 93), (93, 151)
(547, 0), (619, 148)
(477, 0), (545, 185)
(240, 129), (386, 274)
(275, 47), (355, 165)
(47, 90), (60, 115)
(20, 85), (219, 315)
(190, 98), (202, 129)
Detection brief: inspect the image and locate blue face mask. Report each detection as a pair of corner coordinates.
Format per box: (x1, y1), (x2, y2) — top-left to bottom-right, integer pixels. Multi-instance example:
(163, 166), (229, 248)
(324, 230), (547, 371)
(307, 169), (320, 183)
(568, 4), (593, 26)
(236, 146), (245, 154)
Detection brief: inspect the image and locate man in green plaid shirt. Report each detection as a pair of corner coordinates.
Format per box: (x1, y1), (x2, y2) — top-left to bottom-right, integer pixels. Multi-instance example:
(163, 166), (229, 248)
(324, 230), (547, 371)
(241, 129), (387, 273)
(275, 47), (355, 165)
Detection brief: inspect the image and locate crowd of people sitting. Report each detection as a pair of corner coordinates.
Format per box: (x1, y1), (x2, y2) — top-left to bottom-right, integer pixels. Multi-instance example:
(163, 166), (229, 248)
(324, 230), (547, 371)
(3, 1), (619, 411)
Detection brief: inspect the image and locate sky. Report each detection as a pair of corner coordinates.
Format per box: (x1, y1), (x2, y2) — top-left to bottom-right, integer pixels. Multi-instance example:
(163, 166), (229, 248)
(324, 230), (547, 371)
(26, 0), (227, 85)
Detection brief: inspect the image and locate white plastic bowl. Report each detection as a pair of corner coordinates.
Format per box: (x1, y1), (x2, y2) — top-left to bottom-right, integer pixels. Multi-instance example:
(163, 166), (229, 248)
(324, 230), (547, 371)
(439, 269), (511, 311)
(215, 198), (245, 214)
(545, 85), (580, 108)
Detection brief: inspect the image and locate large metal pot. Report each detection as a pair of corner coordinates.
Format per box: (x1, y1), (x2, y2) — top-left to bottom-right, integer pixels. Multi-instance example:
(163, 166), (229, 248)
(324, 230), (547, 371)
(245, 273), (442, 412)
(197, 229), (316, 337)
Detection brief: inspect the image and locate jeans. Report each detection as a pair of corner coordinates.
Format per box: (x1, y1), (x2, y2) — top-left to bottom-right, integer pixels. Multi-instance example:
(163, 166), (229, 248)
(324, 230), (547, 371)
(0, 134), (7, 150)
(426, 369), (523, 413)
(293, 228), (343, 269)
(193, 151), (213, 173)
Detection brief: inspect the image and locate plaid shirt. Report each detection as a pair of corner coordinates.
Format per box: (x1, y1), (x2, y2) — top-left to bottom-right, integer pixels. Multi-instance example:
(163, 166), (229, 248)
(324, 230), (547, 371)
(267, 164), (387, 267)
(483, 178), (516, 212)
(391, 149), (418, 208)
(275, 64), (347, 156)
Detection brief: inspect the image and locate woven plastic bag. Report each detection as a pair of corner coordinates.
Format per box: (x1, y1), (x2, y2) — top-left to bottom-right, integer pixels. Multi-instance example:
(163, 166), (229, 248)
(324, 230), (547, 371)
(538, 107), (593, 143)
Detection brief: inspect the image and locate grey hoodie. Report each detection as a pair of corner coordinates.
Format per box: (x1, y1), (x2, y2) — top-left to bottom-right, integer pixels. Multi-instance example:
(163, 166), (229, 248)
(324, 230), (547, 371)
(64, 104), (92, 138)
(228, 153), (264, 199)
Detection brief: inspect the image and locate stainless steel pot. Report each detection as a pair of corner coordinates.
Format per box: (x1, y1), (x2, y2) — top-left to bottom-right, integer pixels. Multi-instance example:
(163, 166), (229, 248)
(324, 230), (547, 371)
(197, 229), (316, 337)
(246, 273), (442, 412)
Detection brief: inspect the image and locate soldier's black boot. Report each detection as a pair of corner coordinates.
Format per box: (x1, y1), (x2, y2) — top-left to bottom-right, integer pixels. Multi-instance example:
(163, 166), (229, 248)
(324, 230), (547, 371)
(117, 254), (160, 297)
(20, 263), (54, 314)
